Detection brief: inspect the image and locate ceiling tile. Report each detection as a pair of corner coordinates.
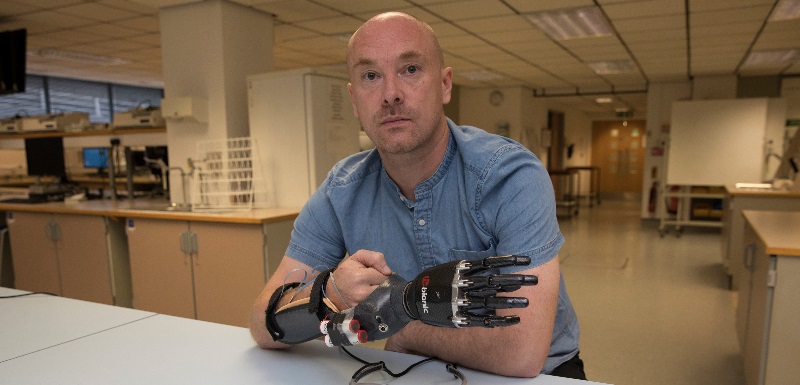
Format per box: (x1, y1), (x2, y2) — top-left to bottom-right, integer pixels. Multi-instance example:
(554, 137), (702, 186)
(295, 15), (362, 35)
(33, 29), (108, 45)
(690, 5), (773, 27)
(505, 0), (594, 13)
(455, 15), (533, 34)
(277, 35), (345, 50)
(482, 29), (550, 45)
(98, 0), (160, 16)
(72, 23), (146, 39)
(620, 28), (684, 43)
(113, 16), (162, 33)
(314, 0), (407, 14)
(15, 0), (86, 9)
(613, 14), (684, 32)
(427, 21), (474, 37)
(423, 0), (515, 21)
(602, 0), (684, 20)
(55, 3), (141, 22)
(438, 34), (485, 49)
(274, 24), (320, 43)
(253, 0), (340, 23)
(689, 0), (773, 13)
(0, 0), (39, 15)
(16, 10), (94, 30)
(360, 6), (443, 24)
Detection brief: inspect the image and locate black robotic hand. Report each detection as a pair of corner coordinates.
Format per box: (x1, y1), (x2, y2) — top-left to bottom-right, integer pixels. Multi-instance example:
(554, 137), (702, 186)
(321, 255), (537, 347)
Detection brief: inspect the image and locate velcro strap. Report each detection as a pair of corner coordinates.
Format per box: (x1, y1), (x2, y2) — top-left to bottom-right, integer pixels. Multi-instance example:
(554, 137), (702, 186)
(265, 282), (301, 341)
(309, 269), (335, 321)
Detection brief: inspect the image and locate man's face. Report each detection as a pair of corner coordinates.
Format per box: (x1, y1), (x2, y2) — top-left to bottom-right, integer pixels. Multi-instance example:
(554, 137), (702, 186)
(347, 17), (452, 155)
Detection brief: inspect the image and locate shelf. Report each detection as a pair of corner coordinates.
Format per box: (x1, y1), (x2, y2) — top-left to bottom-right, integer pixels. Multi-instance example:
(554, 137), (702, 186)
(0, 127), (166, 140)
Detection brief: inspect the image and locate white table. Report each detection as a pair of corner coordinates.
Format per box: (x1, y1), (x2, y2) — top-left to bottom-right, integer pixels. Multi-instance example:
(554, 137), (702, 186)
(0, 287), (155, 362)
(0, 288), (606, 384)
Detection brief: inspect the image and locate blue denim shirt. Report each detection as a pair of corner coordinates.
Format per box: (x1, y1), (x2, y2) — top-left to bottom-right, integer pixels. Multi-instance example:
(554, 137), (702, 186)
(287, 118), (579, 374)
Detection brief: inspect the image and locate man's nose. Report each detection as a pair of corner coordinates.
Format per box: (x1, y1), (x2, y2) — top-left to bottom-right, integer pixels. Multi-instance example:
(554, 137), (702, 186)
(382, 75), (402, 106)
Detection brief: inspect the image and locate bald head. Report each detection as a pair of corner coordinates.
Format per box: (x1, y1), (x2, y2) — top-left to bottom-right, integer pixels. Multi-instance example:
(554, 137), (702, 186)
(347, 12), (444, 72)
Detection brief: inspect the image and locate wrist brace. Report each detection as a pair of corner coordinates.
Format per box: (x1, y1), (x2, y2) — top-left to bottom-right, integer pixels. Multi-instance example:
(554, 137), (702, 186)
(265, 269), (338, 344)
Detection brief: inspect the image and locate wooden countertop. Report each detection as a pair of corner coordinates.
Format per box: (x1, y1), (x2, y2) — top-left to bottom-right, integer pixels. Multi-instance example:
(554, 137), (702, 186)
(743, 210), (800, 257)
(725, 184), (800, 198)
(0, 198), (301, 225)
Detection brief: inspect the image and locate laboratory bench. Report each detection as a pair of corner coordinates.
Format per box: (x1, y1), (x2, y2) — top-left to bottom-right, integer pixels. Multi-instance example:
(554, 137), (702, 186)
(737, 210), (800, 385)
(0, 198), (300, 328)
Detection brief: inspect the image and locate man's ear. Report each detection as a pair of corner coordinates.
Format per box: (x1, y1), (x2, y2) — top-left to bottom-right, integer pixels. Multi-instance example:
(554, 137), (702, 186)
(347, 83), (359, 119)
(441, 67), (453, 105)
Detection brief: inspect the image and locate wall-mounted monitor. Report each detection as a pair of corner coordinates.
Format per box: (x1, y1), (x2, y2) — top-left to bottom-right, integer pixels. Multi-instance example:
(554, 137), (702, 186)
(0, 29), (26, 95)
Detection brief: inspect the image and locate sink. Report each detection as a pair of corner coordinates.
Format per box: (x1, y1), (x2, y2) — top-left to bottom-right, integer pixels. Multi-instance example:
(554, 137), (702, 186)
(125, 203), (193, 212)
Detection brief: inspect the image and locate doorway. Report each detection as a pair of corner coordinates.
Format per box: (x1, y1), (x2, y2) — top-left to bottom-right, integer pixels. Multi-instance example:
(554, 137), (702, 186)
(547, 110), (565, 171)
(591, 120), (646, 198)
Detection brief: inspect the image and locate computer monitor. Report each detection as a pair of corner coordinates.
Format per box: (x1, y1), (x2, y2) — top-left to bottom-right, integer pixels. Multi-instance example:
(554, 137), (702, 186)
(83, 147), (109, 174)
(25, 137), (66, 180)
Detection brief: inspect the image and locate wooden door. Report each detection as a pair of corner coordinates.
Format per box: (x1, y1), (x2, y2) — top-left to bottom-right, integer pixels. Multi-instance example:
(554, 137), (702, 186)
(56, 214), (113, 304)
(6, 212), (61, 294)
(591, 120), (646, 195)
(127, 218), (195, 319)
(191, 222), (265, 327)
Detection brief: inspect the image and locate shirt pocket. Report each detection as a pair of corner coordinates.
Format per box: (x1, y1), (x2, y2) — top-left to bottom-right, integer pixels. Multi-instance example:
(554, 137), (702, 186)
(448, 246), (497, 264)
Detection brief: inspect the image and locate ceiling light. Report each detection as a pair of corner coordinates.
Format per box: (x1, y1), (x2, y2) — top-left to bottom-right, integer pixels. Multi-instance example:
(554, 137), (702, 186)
(526, 7), (612, 41)
(28, 48), (132, 66)
(587, 60), (635, 75)
(770, 0), (800, 21)
(457, 70), (504, 81)
(595, 97), (613, 103)
(742, 49), (800, 67)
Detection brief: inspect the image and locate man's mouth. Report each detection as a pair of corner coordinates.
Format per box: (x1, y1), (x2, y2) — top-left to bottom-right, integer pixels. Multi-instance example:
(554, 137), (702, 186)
(381, 116), (408, 125)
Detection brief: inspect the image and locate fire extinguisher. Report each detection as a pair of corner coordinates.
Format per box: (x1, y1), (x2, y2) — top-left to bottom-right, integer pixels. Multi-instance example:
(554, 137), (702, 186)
(648, 181), (658, 213)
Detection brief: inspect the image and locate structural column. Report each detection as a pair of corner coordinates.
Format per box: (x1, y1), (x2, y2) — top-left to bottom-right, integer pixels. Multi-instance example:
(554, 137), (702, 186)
(159, 0), (273, 203)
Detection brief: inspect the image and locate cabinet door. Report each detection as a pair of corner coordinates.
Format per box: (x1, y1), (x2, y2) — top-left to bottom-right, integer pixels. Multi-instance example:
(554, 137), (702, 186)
(6, 212), (60, 294)
(736, 225), (757, 348)
(56, 214), (113, 304)
(764, 257), (800, 385)
(191, 222), (265, 327)
(743, 240), (771, 385)
(127, 218), (195, 319)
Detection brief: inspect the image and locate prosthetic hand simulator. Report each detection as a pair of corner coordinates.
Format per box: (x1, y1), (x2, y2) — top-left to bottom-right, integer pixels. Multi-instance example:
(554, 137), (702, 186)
(265, 255), (537, 347)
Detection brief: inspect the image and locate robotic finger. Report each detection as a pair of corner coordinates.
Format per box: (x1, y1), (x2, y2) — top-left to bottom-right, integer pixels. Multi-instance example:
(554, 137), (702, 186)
(461, 296), (529, 310)
(463, 255), (532, 275)
(454, 313), (522, 328)
(461, 274), (538, 293)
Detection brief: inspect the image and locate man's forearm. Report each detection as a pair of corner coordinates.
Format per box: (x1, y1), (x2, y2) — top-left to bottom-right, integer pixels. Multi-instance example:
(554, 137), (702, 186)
(387, 319), (550, 378)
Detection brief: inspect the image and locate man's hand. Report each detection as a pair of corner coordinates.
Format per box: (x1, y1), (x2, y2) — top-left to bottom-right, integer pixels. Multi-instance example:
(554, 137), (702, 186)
(327, 250), (392, 309)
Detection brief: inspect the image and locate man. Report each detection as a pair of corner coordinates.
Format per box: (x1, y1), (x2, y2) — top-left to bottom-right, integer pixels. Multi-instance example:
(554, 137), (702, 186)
(249, 12), (583, 379)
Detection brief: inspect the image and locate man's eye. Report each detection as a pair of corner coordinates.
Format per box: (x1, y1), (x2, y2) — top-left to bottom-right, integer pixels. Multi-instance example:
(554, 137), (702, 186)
(406, 65), (418, 74)
(364, 72), (377, 80)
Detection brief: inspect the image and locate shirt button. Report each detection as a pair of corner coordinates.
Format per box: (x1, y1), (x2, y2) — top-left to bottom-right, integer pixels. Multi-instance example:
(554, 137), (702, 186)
(418, 219), (426, 226)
